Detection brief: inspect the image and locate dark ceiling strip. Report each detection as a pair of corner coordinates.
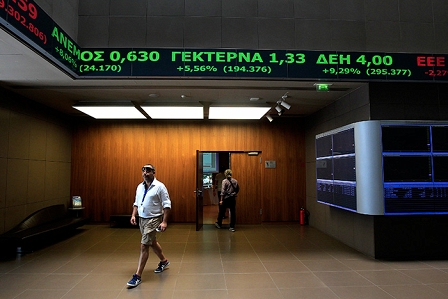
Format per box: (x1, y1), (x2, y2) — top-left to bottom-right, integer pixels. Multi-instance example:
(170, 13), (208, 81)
(10, 85), (350, 92)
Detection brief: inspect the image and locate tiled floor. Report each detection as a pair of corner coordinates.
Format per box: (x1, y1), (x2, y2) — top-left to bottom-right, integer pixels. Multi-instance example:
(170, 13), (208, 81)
(2, 214), (448, 298)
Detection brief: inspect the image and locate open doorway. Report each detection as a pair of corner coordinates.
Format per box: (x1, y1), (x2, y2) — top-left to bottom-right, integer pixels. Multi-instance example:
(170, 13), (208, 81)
(198, 151), (263, 229)
(202, 152), (230, 225)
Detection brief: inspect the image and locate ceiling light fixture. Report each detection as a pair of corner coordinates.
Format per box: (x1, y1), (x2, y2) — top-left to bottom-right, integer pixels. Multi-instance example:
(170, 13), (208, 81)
(209, 106), (270, 119)
(141, 105), (203, 119)
(277, 92), (291, 110)
(275, 105), (283, 113)
(266, 115), (273, 122)
(280, 100), (291, 110)
(72, 103), (146, 119)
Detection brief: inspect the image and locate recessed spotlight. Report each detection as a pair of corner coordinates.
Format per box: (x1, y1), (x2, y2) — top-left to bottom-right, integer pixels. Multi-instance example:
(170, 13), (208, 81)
(149, 93), (159, 98)
(280, 101), (291, 110)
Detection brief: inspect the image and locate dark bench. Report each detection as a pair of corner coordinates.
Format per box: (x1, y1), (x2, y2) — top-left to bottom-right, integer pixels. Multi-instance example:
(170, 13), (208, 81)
(0, 204), (89, 255)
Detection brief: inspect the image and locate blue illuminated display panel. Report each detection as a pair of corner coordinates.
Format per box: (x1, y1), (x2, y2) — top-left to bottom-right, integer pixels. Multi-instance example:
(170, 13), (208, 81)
(316, 122), (448, 216)
(382, 125), (448, 215)
(316, 128), (356, 212)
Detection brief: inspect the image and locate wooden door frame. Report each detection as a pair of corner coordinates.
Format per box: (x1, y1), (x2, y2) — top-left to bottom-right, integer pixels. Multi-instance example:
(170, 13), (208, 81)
(196, 150), (262, 229)
(195, 151), (204, 231)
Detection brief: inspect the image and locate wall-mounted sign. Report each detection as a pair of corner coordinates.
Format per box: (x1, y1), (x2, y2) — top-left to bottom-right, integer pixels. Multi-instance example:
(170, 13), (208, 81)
(265, 161), (276, 169)
(2, 0), (448, 82)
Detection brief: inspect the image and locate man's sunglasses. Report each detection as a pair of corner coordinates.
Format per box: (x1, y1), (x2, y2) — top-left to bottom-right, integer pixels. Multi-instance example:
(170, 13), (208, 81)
(142, 167), (154, 172)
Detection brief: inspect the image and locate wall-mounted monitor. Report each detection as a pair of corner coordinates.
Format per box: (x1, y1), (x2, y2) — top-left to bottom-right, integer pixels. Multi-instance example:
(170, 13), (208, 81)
(316, 126), (358, 212)
(333, 156), (356, 181)
(382, 126), (430, 152)
(433, 156), (448, 182)
(333, 128), (355, 155)
(383, 156), (432, 182)
(316, 121), (448, 215)
(432, 126), (448, 152)
(316, 135), (332, 158)
(316, 158), (333, 180)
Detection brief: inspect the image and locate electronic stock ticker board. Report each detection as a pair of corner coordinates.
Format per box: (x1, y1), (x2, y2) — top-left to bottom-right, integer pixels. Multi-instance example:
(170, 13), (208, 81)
(2, 0), (448, 82)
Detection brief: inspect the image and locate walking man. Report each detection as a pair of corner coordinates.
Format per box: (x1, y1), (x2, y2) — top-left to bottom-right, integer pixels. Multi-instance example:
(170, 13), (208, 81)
(127, 164), (171, 288)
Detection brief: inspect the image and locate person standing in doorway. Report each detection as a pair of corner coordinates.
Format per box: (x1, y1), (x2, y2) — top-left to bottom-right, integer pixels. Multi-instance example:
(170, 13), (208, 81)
(127, 164), (171, 288)
(215, 169), (239, 232)
(214, 167), (227, 217)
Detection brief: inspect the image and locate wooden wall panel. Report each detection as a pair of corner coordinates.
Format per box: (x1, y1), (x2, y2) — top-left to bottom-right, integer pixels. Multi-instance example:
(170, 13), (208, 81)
(260, 121), (306, 222)
(231, 153), (262, 224)
(71, 119), (306, 223)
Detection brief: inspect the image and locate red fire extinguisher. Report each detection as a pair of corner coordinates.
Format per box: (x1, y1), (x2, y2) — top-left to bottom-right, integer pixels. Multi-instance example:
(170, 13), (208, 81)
(300, 208), (306, 225)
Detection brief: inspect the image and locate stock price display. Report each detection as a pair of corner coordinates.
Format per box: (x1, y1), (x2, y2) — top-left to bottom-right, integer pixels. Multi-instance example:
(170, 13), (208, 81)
(77, 48), (448, 82)
(2, 0), (448, 82)
(0, 0), (79, 74)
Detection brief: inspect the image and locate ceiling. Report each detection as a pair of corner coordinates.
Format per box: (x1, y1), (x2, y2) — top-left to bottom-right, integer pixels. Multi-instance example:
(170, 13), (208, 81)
(0, 27), (366, 120)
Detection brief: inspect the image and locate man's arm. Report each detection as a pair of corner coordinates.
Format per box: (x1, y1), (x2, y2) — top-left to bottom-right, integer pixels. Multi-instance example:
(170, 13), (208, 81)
(130, 206), (138, 225)
(159, 208), (170, 231)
